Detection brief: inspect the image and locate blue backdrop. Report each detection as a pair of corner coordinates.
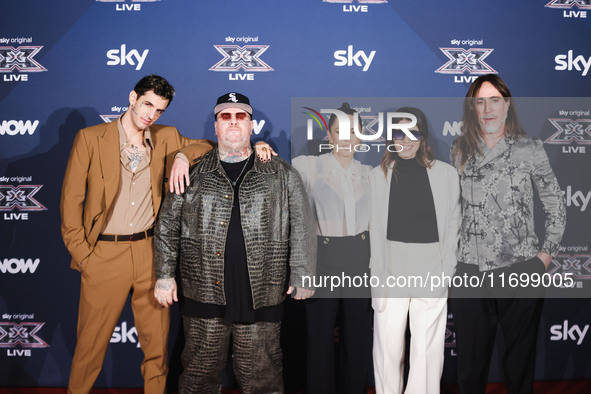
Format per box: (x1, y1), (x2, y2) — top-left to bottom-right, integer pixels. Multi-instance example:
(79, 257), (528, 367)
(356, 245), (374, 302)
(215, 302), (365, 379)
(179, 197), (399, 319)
(1, 0), (590, 389)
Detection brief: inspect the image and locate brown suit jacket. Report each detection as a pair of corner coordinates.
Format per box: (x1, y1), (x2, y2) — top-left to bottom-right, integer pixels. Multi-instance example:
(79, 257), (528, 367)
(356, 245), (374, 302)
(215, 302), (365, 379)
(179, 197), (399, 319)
(60, 119), (214, 270)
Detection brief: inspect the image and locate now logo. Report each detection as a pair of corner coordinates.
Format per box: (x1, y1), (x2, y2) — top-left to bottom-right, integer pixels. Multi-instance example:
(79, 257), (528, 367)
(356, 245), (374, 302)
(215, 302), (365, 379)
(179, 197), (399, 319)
(0, 258), (40, 274)
(442, 121), (463, 137)
(0, 120), (39, 136)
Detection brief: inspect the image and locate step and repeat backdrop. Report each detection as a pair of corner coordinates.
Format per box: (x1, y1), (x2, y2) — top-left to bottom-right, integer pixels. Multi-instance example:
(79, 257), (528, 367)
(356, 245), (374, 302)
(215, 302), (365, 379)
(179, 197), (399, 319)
(1, 0), (590, 389)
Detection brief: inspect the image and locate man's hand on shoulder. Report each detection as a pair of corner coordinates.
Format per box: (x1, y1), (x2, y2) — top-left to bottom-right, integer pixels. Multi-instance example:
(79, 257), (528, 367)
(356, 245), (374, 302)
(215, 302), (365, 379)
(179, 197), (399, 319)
(254, 141), (277, 162)
(170, 156), (190, 194)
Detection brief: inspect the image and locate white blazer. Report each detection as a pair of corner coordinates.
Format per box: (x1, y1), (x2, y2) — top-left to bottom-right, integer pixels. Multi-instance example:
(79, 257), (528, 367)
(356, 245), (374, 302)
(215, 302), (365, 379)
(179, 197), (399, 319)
(369, 160), (461, 311)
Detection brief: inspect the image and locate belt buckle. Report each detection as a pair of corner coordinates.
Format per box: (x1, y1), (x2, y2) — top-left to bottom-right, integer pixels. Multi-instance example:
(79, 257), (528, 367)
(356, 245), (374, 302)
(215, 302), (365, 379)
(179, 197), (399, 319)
(131, 231), (146, 241)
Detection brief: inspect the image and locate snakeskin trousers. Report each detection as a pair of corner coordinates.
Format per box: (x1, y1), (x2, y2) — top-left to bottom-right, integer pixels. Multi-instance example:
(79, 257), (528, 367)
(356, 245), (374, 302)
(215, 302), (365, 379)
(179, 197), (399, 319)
(180, 316), (283, 394)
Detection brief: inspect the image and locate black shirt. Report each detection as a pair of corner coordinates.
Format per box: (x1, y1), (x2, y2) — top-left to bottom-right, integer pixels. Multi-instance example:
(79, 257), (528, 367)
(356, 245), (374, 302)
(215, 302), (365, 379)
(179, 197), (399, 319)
(386, 158), (439, 243)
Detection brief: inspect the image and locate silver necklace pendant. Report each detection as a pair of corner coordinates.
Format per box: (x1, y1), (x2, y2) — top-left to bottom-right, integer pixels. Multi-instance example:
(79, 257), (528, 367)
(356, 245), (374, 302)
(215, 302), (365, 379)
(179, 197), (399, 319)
(231, 156), (250, 188)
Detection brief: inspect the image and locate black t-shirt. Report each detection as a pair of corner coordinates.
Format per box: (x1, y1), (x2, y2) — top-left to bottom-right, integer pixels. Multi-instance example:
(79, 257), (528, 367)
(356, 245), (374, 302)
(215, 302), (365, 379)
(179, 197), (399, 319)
(386, 158), (439, 243)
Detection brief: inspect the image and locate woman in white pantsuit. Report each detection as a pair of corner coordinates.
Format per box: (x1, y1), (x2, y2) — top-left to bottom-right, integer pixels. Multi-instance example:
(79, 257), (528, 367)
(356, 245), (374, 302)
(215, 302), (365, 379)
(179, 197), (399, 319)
(369, 107), (461, 394)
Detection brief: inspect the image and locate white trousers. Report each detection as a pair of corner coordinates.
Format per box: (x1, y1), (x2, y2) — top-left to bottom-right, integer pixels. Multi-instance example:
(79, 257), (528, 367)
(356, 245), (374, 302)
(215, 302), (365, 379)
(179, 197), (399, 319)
(373, 297), (447, 394)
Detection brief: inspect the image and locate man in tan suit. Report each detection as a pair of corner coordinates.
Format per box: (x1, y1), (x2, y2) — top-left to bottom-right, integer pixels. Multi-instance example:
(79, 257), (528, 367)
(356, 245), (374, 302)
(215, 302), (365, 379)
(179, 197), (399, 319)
(60, 75), (215, 394)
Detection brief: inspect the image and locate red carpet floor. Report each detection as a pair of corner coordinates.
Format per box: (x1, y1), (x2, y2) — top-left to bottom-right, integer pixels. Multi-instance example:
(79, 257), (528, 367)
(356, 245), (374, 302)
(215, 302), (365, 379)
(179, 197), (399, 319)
(2, 382), (591, 394)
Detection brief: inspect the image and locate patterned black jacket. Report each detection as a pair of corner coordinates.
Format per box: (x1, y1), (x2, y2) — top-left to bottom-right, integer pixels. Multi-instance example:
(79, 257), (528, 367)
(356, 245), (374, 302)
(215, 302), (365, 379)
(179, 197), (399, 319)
(155, 148), (316, 309)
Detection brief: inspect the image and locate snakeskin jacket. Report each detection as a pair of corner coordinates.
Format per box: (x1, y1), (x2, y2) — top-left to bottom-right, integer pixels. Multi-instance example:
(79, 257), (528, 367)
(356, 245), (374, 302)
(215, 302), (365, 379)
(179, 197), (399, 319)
(154, 148), (316, 309)
(454, 135), (566, 271)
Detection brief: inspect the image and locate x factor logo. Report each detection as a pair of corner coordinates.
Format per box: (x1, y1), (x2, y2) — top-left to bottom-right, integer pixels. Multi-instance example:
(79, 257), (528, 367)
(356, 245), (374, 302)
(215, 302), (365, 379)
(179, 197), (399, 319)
(361, 115), (385, 142)
(549, 254), (591, 280)
(0, 185), (47, 211)
(0, 46), (47, 73)
(546, 118), (591, 144)
(100, 115), (120, 123)
(435, 48), (496, 75)
(545, 0), (591, 9)
(0, 322), (48, 348)
(210, 45), (274, 72)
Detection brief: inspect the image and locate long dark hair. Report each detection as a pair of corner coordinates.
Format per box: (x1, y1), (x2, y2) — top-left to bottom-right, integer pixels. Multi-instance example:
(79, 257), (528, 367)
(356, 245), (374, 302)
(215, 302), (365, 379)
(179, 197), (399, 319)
(451, 74), (525, 173)
(380, 107), (434, 177)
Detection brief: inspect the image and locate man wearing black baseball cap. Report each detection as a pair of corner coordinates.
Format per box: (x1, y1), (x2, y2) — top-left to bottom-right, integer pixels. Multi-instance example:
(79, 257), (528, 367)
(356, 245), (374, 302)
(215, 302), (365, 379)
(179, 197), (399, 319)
(214, 92), (253, 116)
(154, 92), (316, 392)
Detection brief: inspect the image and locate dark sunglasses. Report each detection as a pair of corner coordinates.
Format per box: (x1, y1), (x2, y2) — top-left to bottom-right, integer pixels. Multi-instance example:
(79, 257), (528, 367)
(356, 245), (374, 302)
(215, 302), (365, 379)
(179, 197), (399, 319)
(393, 130), (421, 141)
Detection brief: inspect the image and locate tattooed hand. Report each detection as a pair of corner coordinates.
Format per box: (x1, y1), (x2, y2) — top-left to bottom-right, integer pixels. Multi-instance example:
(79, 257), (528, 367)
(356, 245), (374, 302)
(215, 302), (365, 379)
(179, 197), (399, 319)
(154, 278), (178, 307)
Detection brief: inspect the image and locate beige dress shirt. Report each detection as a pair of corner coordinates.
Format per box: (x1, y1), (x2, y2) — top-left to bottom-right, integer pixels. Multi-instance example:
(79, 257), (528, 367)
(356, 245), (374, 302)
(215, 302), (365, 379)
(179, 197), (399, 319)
(102, 117), (155, 235)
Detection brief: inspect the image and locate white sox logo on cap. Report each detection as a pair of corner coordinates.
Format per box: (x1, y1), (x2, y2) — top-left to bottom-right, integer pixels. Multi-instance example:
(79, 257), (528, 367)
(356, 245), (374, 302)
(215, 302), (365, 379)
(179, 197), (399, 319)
(214, 92), (252, 116)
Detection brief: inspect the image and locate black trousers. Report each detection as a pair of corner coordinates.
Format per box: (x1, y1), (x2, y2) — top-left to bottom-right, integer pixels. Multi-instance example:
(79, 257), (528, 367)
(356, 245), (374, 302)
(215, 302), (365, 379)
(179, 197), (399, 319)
(305, 233), (373, 394)
(451, 259), (545, 394)
(306, 298), (373, 394)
